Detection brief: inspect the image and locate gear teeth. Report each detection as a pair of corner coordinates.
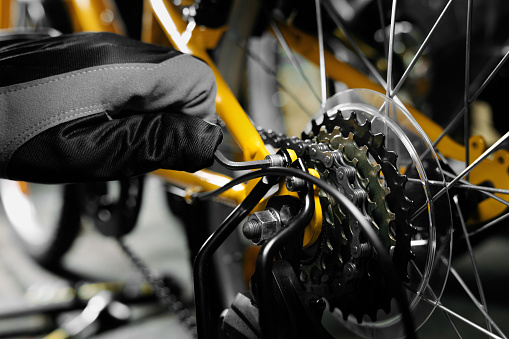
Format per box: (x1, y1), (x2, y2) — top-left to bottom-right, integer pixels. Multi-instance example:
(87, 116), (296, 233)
(367, 197), (377, 214)
(350, 111), (358, 122)
(309, 119), (319, 138)
(384, 150), (398, 165)
(371, 133), (385, 150)
(382, 299), (391, 314)
(332, 202), (346, 224)
(267, 111), (414, 322)
(317, 128), (330, 143)
(384, 186), (391, 195)
(340, 307), (349, 321)
(393, 173), (407, 186)
(359, 176), (370, 189)
(332, 129), (395, 250)
(363, 118), (372, 130)
(324, 112), (332, 124)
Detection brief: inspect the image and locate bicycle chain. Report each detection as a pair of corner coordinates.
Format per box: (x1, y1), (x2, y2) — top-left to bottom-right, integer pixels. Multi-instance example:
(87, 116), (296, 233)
(117, 238), (198, 338)
(258, 110), (414, 322)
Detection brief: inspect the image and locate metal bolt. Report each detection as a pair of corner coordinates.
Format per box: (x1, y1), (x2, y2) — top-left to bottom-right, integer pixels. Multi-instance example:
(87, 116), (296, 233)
(242, 219), (262, 243)
(286, 176), (295, 191)
(285, 176), (306, 192)
(352, 246), (359, 254)
(242, 209), (281, 244)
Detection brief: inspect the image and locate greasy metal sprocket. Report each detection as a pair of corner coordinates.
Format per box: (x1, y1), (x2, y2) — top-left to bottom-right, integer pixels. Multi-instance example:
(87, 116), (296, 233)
(259, 109), (414, 322)
(305, 111), (415, 281)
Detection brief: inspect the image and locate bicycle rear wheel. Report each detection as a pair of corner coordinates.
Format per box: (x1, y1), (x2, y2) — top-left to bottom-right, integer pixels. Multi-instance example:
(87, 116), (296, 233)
(219, 0), (509, 338)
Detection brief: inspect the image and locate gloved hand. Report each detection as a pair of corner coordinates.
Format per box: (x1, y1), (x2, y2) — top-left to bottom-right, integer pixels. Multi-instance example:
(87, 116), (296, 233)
(0, 32), (222, 183)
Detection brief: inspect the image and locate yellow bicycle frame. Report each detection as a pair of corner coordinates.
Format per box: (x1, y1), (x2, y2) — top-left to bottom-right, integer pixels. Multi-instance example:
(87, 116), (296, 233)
(0, 1), (10, 29)
(141, 0), (509, 226)
(1, 0), (508, 227)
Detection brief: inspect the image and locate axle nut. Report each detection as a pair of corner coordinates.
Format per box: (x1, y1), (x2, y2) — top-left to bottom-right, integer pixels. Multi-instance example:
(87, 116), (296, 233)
(242, 208), (281, 244)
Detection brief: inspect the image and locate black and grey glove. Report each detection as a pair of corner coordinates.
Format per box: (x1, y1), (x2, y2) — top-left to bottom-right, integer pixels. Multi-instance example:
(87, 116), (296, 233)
(0, 32), (222, 183)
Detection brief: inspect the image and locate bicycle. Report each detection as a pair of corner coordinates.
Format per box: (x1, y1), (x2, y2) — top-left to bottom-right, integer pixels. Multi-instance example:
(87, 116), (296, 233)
(1, 0), (509, 338)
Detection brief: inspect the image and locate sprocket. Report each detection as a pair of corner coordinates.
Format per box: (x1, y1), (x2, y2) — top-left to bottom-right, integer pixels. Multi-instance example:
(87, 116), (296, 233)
(305, 111), (415, 281)
(259, 109), (415, 323)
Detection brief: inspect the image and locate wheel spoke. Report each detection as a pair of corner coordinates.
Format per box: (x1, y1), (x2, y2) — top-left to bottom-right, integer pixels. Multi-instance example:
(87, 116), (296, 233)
(389, 0), (454, 98)
(409, 260), (463, 338)
(418, 296), (503, 339)
(421, 47), (509, 160)
(453, 195), (493, 334)
(237, 34), (315, 117)
(412, 258), (503, 339)
(440, 172), (509, 208)
(324, 0), (415, 116)
(314, 0), (327, 108)
(464, 0), (474, 177)
(386, 0), (398, 96)
(411, 131), (509, 221)
(450, 266), (508, 339)
(408, 176), (509, 199)
(468, 211), (509, 238)
(323, 0), (387, 89)
(271, 22), (322, 105)
(376, 0), (388, 59)
(470, 48), (509, 103)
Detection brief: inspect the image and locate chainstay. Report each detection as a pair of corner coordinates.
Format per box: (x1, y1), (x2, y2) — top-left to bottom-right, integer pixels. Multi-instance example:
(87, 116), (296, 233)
(117, 238), (197, 338)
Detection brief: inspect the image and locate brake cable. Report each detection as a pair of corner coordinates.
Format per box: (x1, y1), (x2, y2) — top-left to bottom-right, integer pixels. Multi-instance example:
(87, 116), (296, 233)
(213, 150), (286, 170)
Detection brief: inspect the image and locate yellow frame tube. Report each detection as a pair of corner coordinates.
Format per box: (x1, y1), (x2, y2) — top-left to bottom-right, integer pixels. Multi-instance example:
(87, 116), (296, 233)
(64, 0), (126, 34)
(154, 169), (246, 206)
(148, 0), (269, 163)
(0, 0), (11, 29)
